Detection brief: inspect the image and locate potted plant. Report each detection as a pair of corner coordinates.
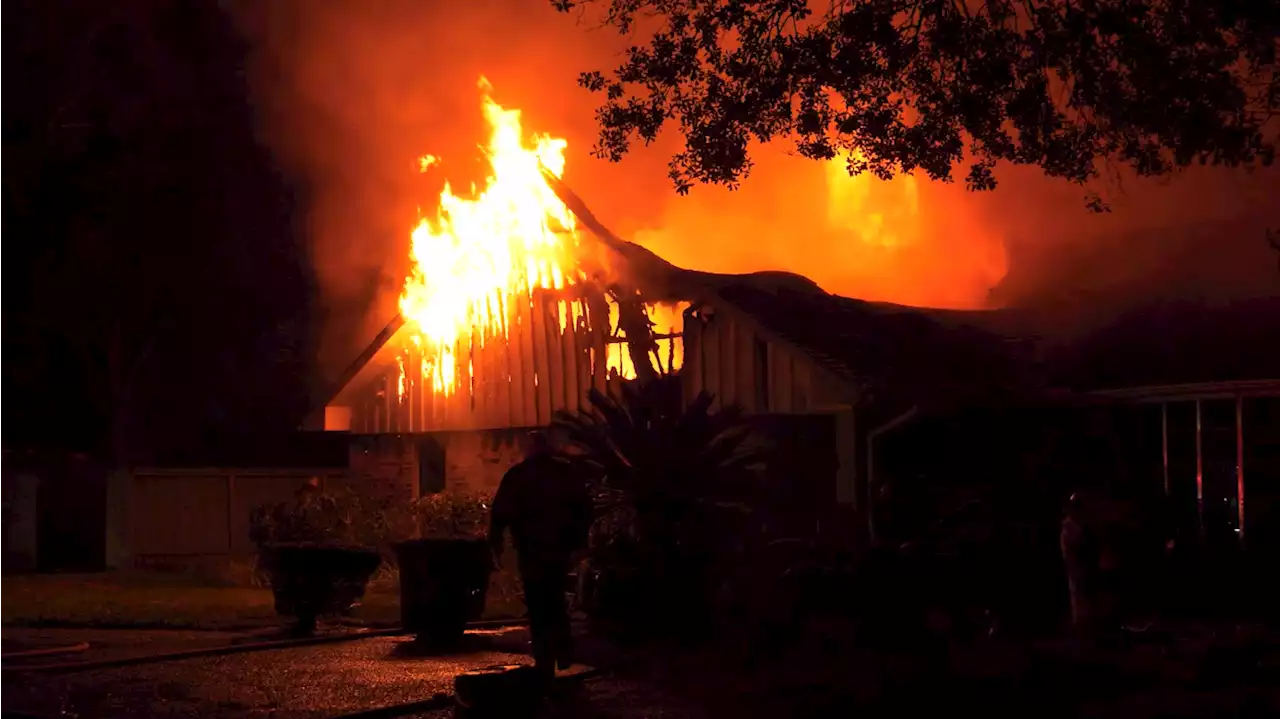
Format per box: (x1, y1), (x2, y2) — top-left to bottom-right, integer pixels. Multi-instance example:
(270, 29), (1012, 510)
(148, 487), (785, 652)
(249, 480), (382, 635)
(393, 491), (494, 648)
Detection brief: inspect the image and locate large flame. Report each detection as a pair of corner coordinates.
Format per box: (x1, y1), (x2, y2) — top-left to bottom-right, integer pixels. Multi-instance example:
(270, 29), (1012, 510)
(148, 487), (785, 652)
(396, 81), (683, 399)
(825, 151), (921, 248)
(398, 82), (581, 394)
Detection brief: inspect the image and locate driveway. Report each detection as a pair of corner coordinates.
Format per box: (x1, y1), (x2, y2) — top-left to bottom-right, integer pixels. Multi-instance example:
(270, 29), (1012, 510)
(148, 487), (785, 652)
(2, 628), (533, 719)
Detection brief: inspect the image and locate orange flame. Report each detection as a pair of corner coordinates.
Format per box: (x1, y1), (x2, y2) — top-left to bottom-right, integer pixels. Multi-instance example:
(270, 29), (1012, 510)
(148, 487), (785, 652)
(603, 299), (689, 380)
(398, 80), (581, 395)
(395, 80), (681, 400)
(825, 150), (920, 248)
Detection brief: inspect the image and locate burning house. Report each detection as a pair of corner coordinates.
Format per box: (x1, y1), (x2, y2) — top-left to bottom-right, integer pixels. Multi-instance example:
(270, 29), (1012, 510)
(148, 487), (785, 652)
(304, 89), (1052, 537)
(307, 87), (1279, 551)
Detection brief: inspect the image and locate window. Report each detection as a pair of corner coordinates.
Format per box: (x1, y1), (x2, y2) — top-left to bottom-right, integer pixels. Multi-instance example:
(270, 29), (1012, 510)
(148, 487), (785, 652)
(417, 437), (446, 496)
(604, 300), (690, 379)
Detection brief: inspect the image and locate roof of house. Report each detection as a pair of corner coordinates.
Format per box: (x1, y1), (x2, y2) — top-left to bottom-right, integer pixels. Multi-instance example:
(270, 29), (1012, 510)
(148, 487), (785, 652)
(314, 172), (1280, 419)
(717, 281), (1280, 399)
(1030, 295), (1280, 391)
(713, 282), (1040, 409)
(318, 278), (1280, 420)
(312, 269), (847, 414)
(314, 314), (405, 412)
(311, 173), (861, 416)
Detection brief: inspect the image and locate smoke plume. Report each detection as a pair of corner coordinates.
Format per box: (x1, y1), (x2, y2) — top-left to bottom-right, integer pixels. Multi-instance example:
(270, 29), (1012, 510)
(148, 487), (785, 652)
(231, 0), (1279, 390)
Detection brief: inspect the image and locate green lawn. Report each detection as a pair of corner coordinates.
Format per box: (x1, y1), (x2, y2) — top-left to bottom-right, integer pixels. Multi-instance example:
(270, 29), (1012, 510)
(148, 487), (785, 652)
(1, 571), (526, 630)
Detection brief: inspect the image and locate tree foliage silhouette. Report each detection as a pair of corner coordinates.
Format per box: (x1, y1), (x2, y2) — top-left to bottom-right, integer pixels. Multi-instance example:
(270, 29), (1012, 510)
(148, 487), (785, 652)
(554, 0), (1279, 206)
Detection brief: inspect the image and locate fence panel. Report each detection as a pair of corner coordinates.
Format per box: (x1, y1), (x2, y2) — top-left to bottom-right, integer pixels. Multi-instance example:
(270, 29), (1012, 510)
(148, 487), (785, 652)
(131, 472), (230, 557)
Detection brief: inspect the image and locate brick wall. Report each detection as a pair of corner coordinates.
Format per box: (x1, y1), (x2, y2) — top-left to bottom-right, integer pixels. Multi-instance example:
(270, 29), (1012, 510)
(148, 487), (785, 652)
(438, 429), (527, 496)
(346, 435), (420, 503)
(345, 430), (527, 500)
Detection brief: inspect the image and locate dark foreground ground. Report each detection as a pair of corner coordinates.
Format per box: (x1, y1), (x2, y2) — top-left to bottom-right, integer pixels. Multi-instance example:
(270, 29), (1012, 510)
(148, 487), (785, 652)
(2, 627), (557, 719)
(592, 614), (1280, 718)
(1, 624), (703, 719)
(4, 618), (1280, 718)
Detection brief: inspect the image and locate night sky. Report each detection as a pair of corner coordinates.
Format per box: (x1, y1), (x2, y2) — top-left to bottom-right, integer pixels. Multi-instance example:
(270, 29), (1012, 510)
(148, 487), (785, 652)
(4, 1), (312, 461)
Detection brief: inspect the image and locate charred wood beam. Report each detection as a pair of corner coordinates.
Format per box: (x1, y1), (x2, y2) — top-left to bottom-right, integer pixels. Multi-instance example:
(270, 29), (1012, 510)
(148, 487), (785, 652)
(605, 332), (682, 343)
(586, 290), (610, 397)
(540, 167), (705, 303)
(610, 294), (659, 384)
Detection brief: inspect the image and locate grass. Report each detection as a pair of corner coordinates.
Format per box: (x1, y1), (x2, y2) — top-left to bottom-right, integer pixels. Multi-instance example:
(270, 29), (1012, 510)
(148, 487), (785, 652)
(1, 569), (527, 631)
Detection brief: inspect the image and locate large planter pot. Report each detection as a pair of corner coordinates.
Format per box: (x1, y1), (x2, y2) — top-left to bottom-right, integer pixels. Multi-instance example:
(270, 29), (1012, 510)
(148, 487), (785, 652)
(265, 543), (381, 634)
(395, 538), (492, 648)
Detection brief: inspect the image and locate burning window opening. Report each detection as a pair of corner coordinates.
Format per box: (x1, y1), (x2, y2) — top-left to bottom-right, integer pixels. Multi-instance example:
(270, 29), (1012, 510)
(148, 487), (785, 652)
(602, 299), (690, 380)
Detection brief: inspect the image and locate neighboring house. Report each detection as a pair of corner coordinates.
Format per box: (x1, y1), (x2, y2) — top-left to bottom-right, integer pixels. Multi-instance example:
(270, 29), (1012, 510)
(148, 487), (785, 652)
(1047, 297), (1280, 552)
(866, 294), (1280, 551)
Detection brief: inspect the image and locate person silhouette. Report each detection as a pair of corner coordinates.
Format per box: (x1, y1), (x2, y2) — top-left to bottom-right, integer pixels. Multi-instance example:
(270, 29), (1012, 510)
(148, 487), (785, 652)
(489, 431), (591, 686)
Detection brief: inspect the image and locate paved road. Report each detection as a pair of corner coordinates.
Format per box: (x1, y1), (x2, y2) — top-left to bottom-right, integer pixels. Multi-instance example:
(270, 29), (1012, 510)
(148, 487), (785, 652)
(3, 630), (531, 719)
(3, 628), (256, 665)
(397, 675), (707, 719)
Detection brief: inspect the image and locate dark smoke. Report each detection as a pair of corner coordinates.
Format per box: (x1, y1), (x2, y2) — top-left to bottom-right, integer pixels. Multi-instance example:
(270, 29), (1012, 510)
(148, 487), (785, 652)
(983, 162), (1280, 316)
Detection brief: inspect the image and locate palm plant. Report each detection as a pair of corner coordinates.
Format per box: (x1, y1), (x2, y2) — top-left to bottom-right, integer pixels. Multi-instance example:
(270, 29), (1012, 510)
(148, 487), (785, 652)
(551, 374), (770, 633)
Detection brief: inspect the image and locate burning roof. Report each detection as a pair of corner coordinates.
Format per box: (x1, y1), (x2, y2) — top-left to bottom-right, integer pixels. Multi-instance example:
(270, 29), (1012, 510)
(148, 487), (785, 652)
(311, 84), (1279, 424)
(317, 85), (853, 414)
(310, 79), (1006, 412)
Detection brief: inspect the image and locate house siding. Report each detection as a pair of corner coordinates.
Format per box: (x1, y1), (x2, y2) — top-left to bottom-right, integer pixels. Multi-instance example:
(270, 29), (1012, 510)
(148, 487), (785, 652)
(334, 290), (630, 433)
(683, 303), (853, 414)
(325, 295), (866, 515)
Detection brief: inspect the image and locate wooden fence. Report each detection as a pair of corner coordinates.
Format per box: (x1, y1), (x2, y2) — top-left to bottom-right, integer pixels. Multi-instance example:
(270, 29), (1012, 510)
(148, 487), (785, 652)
(128, 468), (350, 564)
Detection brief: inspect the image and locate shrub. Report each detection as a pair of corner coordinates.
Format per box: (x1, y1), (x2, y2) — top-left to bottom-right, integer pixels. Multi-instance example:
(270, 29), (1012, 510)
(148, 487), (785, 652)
(248, 483), (500, 576)
(249, 483), (355, 549)
(247, 480), (386, 630)
(552, 375), (769, 636)
(411, 490), (492, 540)
(249, 481), (407, 582)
